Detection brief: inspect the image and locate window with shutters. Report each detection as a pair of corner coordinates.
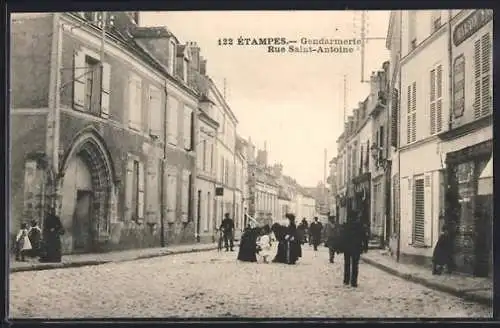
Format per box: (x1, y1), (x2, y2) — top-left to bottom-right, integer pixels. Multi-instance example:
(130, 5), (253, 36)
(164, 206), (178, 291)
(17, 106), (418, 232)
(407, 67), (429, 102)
(453, 55), (466, 118)
(473, 33), (492, 119)
(392, 174), (400, 235)
(183, 106), (193, 150)
(167, 96), (178, 145)
(391, 89), (399, 148)
(166, 167), (178, 223)
(412, 177), (425, 246)
(128, 74), (142, 130)
(148, 85), (162, 137)
(430, 64), (443, 135)
(73, 49), (110, 118)
(406, 82), (417, 144)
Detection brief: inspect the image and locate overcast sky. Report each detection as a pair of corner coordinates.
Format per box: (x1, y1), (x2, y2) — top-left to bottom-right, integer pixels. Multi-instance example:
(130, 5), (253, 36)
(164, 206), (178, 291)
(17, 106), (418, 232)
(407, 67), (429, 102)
(140, 10), (390, 187)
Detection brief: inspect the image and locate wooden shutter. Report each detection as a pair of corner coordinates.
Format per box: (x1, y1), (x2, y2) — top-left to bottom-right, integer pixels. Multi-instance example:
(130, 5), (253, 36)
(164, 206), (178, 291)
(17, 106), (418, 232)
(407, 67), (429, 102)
(125, 159), (134, 221)
(101, 62), (111, 118)
(424, 172), (433, 247)
(167, 97), (178, 145)
(190, 110), (195, 151)
(391, 88), (399, 148)
(73, 51), (86, 108)
(480, 33), (491, 116)
(181, 170), (189, 222)
(149, 86), (162, 137)
(411, 113), (417, 143)
(402, 177), (413, 245)
(166, 168), (177, 223)
(138, 161), (145, 219)
(413, 178), (425, 246)
(146, 158), (159, 223)
(406, 85), (411, 144)
(183, 106), (192, 150)
(436, 99), (442, 133)
(128, 76), (141, 129)
(430, 69), (436, 135)
(473, 39), (481, 119)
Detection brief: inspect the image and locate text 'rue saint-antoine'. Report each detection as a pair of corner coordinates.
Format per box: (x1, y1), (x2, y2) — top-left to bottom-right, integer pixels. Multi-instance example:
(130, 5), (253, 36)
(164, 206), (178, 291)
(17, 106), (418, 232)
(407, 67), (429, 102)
(218, 37), (362, 54)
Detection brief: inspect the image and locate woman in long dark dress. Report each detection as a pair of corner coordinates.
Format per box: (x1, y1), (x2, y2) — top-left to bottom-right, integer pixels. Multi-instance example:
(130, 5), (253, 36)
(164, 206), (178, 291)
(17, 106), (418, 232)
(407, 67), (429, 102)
(40, 208), (64, 263)
(237, 227), (260, 262)
(284, 214), (302, 264)
(271, 222), (287, 263)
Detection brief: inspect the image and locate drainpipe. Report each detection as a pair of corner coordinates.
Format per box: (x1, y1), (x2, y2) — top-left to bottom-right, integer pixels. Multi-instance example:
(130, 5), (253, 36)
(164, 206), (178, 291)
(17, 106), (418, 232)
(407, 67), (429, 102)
(396, 10), (403, 263)
(447, 10), (453, 131)
(192, 105), (200, 242)
(160, 80), (168, 247)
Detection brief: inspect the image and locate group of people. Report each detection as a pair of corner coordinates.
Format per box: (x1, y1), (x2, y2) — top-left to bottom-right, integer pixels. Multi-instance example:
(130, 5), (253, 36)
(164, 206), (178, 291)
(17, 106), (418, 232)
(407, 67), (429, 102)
(236, 210), (369, 288)
(14, 208), (65, 263)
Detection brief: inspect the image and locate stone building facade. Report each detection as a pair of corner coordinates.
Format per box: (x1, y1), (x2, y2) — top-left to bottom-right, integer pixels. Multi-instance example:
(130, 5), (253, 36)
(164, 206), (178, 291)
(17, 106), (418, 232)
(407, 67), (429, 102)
(11, 12), (200, 254)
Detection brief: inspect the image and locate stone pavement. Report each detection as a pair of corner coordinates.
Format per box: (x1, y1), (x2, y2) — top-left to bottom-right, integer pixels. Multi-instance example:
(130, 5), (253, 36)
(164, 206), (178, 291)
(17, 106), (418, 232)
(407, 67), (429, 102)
(360, 250), (493, 307)
(9, 243), (219, 273)
(9, 246), (492, 318)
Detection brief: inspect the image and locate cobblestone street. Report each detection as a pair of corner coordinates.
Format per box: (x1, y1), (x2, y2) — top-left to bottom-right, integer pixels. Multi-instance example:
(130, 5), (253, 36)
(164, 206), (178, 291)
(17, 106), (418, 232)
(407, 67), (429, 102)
(9, 247), (492, 319)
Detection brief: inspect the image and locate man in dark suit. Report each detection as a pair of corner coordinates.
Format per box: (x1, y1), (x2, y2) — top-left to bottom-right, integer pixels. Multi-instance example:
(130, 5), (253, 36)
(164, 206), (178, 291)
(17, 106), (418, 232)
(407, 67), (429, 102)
(343, 212), (366, 288)
(220, 213), (235, 251)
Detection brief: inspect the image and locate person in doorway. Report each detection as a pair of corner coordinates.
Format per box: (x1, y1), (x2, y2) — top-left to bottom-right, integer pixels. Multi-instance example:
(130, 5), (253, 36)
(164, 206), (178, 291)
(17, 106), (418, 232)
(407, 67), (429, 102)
(28, 220), (42, 258)
(39, 207), (64, 263)
(15, 223), (32, 261)
(309, 217), (323, 251)
(432, 224), (453, 275)
(220, 213), (235, 252)
(342, 212), (366, 288)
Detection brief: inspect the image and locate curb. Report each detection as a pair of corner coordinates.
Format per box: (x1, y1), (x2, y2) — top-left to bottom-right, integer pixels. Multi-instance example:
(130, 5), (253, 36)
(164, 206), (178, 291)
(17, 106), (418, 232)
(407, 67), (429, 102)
(361, 256), (493, 307)
(10, 246), (219, 273)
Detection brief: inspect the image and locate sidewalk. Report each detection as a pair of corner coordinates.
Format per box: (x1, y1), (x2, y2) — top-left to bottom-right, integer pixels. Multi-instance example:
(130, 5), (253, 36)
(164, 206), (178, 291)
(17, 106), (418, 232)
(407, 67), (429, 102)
(10, 243), (219, 273)
(361, 250), (493, 307)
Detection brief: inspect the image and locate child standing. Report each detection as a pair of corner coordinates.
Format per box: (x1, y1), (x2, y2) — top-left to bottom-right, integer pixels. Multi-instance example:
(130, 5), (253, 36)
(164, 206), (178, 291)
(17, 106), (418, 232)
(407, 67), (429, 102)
(257, 226), (272, 263)
(15, 223), (32, 261)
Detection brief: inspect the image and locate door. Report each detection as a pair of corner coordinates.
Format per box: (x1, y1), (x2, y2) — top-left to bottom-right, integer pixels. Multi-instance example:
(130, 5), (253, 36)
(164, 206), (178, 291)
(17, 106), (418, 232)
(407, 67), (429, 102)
(474, 158), (491, 277)
(73, 190), (93, 252)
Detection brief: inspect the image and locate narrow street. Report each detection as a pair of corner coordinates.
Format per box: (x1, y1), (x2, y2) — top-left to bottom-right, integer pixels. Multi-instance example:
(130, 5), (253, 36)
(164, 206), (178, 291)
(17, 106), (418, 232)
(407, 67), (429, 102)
(9, 247), (492, 318)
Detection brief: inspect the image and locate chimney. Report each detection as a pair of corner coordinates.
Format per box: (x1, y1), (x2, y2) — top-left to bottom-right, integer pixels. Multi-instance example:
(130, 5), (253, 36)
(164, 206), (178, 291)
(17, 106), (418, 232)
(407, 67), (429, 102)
(200, 58), (207, 75)
(272, 163), (283, 177)
(186, 41), (201, 71)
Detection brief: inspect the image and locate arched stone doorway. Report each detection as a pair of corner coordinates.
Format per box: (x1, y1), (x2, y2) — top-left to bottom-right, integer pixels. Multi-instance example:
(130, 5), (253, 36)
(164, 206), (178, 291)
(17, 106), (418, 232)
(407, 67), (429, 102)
(58, 128), (116, 254)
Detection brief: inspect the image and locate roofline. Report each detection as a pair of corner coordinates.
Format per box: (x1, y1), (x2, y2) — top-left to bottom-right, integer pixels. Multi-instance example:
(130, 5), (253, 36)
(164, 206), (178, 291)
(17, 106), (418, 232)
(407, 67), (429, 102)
(208, 78), (239, 124)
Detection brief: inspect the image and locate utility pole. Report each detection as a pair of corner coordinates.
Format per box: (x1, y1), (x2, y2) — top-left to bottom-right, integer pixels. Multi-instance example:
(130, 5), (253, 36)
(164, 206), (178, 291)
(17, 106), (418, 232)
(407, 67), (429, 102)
(358, 11), (387, 83)
(324, 148), (328, 214)
(47, 13), (63, 212)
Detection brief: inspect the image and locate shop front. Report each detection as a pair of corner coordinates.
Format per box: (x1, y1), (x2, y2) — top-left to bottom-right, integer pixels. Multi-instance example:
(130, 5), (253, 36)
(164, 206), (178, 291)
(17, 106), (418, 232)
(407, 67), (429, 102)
(445, 140), (492, 277)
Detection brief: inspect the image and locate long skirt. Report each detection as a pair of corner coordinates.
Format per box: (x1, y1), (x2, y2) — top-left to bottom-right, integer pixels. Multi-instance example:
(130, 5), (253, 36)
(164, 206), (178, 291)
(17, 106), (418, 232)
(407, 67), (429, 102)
(272, 241), (287, 263)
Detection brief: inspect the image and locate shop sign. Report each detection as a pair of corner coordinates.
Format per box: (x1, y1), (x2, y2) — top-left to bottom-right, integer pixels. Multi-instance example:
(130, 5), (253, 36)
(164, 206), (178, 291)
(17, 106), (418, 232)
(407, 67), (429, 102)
(453, 9), (493, 46)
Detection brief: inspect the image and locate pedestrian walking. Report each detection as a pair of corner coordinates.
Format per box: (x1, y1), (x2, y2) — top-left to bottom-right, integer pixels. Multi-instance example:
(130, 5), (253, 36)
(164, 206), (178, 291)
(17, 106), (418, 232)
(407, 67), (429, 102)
(219, 213), (235, 252)
(309, 217), (323, 251)
(39, 207), (64, 263)
(28, 220), (42, 258)
(324, 215), (339, 263)
(283, 213), (302, 265)
(15, 223), (32, 261)
(432, 224), (453, 275)
(300, 218), (309, 244)
(342, 212), (366, 288)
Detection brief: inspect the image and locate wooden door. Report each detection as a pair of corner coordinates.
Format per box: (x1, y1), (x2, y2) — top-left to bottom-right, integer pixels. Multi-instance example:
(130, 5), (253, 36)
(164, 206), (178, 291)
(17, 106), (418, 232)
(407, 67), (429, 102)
(73, 190), (93, 252)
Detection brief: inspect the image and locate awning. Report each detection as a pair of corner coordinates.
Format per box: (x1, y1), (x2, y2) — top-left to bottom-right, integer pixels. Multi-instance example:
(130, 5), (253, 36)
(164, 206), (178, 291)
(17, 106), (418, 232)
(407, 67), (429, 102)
(478, 154), (493, 195)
